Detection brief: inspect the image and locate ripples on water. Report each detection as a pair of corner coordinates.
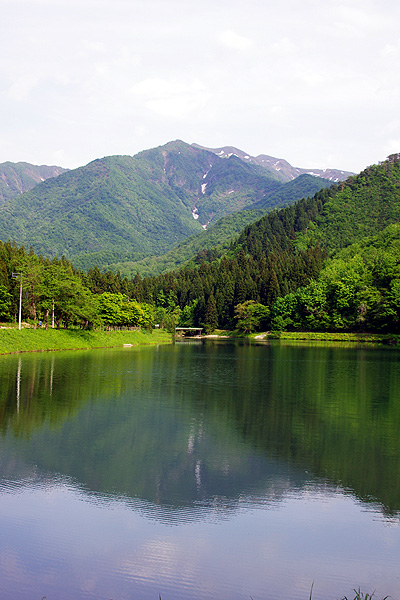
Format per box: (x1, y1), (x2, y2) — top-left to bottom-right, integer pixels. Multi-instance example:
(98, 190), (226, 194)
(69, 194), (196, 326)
(0, 342), (399, 600)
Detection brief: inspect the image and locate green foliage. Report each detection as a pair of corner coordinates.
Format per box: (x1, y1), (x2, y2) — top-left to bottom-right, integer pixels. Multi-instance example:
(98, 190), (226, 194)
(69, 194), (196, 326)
(249, 173), (331, 212)
(132, 155), (400, 335)
(0, 284), (11, 320)
(3, 154), (400, 336)
(234, 300), (270, 333)
(0, 150), (205, 266)
(193, 154), (282, 223)
(204, 293), (218, 333)
(97, 292), (142, 326)
(107, 174), (330, 278)
(304, 158), (400, 253)
(267, 224), (400, 333)
(179, 300), (198, 327)
(0, 241), (154, 330)
(271, 293), (299, 331)
(109, 209), (265, 278)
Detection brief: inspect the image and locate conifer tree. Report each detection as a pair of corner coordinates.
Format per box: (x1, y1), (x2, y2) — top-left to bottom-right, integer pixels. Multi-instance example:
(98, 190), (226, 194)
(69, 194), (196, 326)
(204, 293), (218, 333)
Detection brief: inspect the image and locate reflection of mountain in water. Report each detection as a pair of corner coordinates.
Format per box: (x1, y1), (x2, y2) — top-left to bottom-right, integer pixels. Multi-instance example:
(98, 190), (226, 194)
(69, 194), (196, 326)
(0, 447), (311, 524)
(0, 342), (399, 517)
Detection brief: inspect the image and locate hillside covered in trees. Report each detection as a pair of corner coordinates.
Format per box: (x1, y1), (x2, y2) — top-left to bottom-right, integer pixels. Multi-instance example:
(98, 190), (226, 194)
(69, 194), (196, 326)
(129, 153), (400, 334)
(0, 141), (331, 273)
(1, 154), (400, 336)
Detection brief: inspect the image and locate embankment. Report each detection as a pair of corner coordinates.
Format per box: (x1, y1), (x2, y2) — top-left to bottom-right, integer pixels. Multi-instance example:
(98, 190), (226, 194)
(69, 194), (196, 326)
(0, 328), (171, 355)
(264, 331), (400, 344)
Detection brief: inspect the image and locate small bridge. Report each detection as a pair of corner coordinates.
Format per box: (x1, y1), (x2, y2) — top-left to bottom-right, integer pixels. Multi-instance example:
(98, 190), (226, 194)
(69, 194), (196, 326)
(175, 327), (203, 338)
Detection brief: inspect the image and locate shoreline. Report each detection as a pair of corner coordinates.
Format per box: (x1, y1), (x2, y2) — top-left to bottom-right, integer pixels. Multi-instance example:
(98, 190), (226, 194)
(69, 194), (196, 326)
(204, 330), (400, 345)
(260, 330), (400, 344)
(0, 328), (172, 356)
(2, 327), (399, 356)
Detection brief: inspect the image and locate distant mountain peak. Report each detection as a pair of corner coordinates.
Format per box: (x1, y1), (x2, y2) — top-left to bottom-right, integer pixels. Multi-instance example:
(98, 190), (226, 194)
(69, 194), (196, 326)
(192, 144), (353, 183)
(0, 161), (68, 203)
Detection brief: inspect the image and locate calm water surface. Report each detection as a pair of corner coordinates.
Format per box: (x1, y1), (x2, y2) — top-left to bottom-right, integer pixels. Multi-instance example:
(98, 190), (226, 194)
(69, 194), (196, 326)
(0, 340), (399, 600)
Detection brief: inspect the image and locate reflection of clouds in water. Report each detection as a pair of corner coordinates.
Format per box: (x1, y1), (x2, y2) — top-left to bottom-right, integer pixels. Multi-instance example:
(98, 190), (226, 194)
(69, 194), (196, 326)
(105, 490), (400, 600)
(0, 549), (26, 585)
(0, 463), (399, 600)
(119, 537), (198, 583)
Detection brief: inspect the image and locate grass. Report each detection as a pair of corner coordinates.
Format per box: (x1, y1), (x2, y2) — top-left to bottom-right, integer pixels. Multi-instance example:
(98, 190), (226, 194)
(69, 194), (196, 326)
(266, 330), (400, 345)
(312, 587), (390, 600)
(237, 330), (400, 345)
(0, 326), (172, 355)
(343, 590), (389, 600)
(205, 329), (400, 345)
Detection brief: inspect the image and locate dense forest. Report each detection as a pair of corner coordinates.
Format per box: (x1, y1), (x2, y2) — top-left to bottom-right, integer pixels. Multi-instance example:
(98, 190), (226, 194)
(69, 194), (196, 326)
(1, 154), (400, 335)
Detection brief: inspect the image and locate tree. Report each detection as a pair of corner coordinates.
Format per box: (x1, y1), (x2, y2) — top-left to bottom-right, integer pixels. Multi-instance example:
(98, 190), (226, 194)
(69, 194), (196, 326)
(0, 284), (11, 321)
(204, 294), (218, 333)
(234, 300), (270, 333)
(98, 292), (126, 325)
(270, 293), (299, 331)
(54, 275), (99, 329)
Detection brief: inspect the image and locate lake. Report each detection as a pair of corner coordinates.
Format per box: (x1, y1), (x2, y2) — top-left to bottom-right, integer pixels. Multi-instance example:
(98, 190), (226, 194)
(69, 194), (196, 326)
(0, 340), (399, 600)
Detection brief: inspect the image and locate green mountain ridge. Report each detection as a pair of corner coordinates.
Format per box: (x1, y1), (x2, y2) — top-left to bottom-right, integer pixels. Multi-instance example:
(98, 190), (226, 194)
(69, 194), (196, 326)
(0, 140), (332, 272)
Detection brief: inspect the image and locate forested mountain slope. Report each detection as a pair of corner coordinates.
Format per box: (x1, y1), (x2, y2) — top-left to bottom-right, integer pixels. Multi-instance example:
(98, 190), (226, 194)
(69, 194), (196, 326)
(107, 173), (330, 277)
(0, 161), (67, 203)
(0, 140), (331, 271)
(267, 223), (400, 333)
(235, 153), (400, 259)
(121, 154), (400, 332)
(0, 149), (204, 267)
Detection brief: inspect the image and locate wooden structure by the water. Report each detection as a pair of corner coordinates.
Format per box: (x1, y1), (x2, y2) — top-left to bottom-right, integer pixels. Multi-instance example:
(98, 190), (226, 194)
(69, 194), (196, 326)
(175, 327), (203, 338)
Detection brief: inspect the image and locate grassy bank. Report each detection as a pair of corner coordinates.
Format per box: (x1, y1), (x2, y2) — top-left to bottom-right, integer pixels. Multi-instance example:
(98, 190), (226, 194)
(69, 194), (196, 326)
(263, 330), (400, 344)
(0, 327), (172, 355)
(206, 329), (400, 345)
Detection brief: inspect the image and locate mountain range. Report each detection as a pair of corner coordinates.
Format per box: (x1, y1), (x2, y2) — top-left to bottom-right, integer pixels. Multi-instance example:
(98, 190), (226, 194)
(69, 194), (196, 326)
(193, 144), (352, 183)
(0, 161), (68, 204)
(0, 140), (352, 273)
(1, 149), (400, 338)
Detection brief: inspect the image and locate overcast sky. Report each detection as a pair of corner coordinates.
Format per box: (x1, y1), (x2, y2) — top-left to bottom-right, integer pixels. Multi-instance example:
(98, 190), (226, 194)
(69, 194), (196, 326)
(1, 0), (400, 173)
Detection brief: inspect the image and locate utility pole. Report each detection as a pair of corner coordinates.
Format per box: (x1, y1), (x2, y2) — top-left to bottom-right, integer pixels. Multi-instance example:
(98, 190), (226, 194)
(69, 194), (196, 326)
(12, 272), (22, 330)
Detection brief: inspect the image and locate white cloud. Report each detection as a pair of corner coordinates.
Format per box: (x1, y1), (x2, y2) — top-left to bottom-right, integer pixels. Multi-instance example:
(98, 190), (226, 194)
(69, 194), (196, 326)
(1, 0), (400, 172)
(381, 38), (400, 58)
(5, 75), (41, 102)
(271, 37), (297, 56)
(218, 30), (254, 51)
(130, 78), (210, 119)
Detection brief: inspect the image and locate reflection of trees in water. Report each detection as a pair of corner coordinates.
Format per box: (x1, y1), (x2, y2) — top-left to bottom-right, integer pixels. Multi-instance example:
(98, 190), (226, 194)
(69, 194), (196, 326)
(0, 343), (400, 516)
(0, 352), (90, 436)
